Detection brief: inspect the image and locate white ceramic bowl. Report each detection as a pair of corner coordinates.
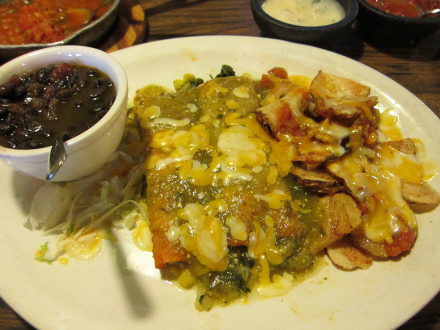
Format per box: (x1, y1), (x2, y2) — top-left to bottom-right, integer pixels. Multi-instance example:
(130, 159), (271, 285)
(0, 45), (128, 181)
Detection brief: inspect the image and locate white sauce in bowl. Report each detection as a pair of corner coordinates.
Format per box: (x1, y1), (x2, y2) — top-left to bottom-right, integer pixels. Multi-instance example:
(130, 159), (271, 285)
(262, 0), (346, 27)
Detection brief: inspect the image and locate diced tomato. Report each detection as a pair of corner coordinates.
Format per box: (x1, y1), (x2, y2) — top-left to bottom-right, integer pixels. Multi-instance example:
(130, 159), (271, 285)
(259, 74), (275, 89)
(384, 229), (416, 257)
(357, 201), (370, 215)
(268, 67), (288, 79)
(276, 102), (305, 136)
(50, 63), (74, 81)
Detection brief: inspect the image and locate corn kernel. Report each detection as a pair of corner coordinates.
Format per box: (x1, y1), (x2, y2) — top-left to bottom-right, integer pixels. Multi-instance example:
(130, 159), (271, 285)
(178, 269), (196, 289)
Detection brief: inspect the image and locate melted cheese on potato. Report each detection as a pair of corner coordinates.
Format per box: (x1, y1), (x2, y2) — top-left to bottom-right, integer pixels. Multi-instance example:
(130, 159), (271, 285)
(328, 142), (421, 243)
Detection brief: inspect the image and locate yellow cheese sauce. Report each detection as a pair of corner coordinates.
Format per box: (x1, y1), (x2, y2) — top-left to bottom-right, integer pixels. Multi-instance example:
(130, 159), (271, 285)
(262, 0), (346, 26)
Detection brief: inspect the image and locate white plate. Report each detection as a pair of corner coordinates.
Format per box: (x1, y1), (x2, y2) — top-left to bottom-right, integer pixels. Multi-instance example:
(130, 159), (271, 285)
(1, 36), (439, 330)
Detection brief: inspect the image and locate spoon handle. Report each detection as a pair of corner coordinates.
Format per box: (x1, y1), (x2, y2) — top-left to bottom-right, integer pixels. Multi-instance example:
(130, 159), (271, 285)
(422, 8), (440, 17)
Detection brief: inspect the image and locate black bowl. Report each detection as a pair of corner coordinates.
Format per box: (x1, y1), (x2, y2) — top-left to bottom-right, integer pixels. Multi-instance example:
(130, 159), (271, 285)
(357, 0), (440, 41)
(250, 0), (359, 45)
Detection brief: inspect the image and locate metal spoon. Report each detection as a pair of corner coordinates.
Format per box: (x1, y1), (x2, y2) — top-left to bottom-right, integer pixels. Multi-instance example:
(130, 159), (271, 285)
(46, 134), (68, 181)
(421, 8), (440, 17)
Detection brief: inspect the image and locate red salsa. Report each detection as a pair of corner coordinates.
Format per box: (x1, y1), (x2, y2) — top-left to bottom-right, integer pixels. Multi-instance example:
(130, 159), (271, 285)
(366, 0), (440, 17)
(0, 0), (112, 45)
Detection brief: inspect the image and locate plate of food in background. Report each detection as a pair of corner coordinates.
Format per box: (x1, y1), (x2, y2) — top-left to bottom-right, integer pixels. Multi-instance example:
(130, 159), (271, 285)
(0, 0), (120, 61)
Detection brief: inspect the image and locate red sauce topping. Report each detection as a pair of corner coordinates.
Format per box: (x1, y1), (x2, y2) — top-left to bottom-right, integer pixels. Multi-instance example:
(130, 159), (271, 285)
(366, 0), (440, 17)
(0, 0), (112, 45)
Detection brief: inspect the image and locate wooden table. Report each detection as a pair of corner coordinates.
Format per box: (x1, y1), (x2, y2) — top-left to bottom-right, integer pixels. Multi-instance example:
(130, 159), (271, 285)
(1, 0), (439, 328)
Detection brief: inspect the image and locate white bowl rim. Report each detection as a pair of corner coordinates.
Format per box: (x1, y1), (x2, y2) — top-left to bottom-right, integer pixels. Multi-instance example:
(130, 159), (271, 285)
(0, 45), (128, 159)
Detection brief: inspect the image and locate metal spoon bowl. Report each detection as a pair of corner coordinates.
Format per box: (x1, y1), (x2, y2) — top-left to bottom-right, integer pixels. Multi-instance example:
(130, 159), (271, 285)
(46, 134), (69, 181)
(421, 8), (440, 17)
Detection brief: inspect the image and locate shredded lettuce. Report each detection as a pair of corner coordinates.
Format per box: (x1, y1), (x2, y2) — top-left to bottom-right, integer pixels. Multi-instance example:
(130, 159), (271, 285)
(34, 242), (52, 264)
(30, 115), (148, 262)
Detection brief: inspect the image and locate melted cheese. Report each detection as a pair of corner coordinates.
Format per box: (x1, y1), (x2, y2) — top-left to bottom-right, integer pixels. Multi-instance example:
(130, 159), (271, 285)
(254, 189), (291, 209)
(205, 80), (228, 97)
(144, 105), (161, 118)
(255, 273), (295, 298)
(317, 119), (351, 143)
(328, 144), (421, 243)
(375, 143), (423, 184)
(269, 135), (297, 176)
(64, 230), (103, 261)
(232, 86), (250, 98)
(217, 125), (268, 168)
(226, 216), (248, 241)
(167, 201), (229, 271)
(148, 117), (191, 127)
(133, 220), (153, 252)
(288, 75), (312, 89)
(186, 103), (199, 113)
(248, 222), (285, 266)
(379, 109), (403, 141)
(149, 124), (210, 170)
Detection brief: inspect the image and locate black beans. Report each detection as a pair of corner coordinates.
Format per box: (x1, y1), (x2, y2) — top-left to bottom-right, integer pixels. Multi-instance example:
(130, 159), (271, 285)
(13, 128), (30, 140)
(87, 69), (98, 77)
(31, 98), (47, 112)
(8, 103), (25, 116)
(27, 82), (43, 97)
(0, 63), (116, 149)
(0, 123), (13, 135)
(0, 80), (15, 97)
(0, 104), (8, 118)
(0, 136), (15, 148)
(36, 68), (51, 84)
(89, 86), (106, 99)
(13, 83), (27, 98)
(43, 84), (57, 99)
(55, 87), (78, 100)
(27, 121), (42, 133)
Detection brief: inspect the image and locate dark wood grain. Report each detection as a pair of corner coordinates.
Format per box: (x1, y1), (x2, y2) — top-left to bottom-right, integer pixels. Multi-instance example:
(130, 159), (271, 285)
(101, 0), (147, 52)
(1, 0), (439, 328)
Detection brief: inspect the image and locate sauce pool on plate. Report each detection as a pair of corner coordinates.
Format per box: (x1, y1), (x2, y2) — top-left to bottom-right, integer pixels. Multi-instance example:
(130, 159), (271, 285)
(262, 0), (346, 26)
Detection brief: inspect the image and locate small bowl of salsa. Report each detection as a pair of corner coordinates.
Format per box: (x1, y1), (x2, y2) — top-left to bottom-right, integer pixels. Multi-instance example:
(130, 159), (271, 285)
(357, 0), (440, 41)
(0, 0), (120, 61)
(0, 45), (128, 181)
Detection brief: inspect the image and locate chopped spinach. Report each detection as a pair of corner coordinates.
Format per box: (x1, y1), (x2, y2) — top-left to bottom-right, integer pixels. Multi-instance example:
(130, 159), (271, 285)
(216, 65), (235, 78)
